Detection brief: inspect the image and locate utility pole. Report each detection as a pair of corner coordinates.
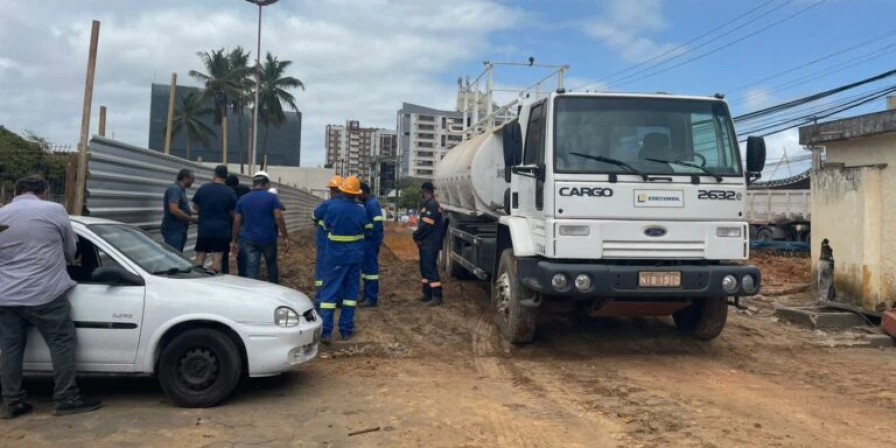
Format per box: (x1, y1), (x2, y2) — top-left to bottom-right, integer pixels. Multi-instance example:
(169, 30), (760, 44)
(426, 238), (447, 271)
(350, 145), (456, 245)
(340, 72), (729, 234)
(98, 106), (107, 137)
(164, 72), (177, 155)
(222, 113), (229, 164)
(73, 20), (100, 216)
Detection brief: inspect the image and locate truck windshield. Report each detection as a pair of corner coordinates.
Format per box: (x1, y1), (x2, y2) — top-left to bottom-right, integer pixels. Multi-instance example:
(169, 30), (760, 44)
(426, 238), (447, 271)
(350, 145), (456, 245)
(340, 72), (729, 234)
(553, 96), (742, 177)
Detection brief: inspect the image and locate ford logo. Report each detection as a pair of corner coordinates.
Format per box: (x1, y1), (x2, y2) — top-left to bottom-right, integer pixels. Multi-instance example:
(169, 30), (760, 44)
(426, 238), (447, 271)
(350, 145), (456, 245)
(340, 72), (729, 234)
(644, 226), (667, 237)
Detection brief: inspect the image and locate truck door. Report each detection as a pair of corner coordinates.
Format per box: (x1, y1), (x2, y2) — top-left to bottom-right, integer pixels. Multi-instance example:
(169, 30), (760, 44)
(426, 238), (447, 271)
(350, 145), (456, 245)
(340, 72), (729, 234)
(514, 100), (548, 254)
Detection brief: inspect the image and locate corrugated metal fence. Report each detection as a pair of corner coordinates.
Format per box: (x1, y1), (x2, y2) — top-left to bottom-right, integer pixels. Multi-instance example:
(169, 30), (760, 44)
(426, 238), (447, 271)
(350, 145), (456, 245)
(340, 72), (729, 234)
(85, 137), (319, 250)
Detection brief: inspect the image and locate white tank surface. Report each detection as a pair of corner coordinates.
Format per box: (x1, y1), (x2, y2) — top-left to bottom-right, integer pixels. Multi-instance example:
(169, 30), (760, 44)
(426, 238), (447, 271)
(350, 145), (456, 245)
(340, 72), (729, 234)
(435, 127), (508, 216)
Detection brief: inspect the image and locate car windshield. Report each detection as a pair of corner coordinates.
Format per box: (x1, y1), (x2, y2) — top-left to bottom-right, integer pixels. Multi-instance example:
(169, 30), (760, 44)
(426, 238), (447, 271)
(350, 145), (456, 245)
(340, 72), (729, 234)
(88, 224), (196, 275)
(553, 96), (742, 177)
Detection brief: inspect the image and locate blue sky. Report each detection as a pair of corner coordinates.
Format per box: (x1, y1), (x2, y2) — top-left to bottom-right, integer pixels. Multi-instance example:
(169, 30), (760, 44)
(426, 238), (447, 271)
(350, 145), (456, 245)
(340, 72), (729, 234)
(1, 0), (893, 177)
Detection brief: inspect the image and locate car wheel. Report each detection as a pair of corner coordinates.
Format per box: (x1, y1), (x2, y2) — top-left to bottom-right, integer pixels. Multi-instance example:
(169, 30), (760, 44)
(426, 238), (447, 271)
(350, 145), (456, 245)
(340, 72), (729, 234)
(673, 298), (729, 340)
(158, 328), (242, 408)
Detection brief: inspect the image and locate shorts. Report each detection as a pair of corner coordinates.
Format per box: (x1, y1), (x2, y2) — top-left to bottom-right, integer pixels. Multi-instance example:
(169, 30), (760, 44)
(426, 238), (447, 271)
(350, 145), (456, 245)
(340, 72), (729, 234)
(195, 237), (231, 253)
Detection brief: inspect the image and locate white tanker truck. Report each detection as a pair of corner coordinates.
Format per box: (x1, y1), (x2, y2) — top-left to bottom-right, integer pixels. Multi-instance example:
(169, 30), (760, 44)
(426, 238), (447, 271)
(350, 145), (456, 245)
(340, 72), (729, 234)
(434, 89), (768, 344)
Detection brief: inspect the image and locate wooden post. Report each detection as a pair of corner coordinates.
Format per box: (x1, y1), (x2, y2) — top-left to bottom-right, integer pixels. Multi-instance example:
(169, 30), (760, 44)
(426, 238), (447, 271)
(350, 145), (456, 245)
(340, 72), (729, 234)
(222, 113), (229, 164)
(64, 154), (80, 214)
(164, 72), (177, 155)
(98, 106), (106, 136)
(73, 20), (100, 217)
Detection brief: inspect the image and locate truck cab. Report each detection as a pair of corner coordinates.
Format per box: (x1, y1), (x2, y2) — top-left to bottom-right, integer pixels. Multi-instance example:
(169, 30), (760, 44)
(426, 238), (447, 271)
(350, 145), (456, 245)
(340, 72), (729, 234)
(438, 91), (767, 343)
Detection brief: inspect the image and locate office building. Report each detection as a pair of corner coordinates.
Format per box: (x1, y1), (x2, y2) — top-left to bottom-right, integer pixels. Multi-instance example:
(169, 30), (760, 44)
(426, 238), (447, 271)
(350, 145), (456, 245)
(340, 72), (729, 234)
(397, 103), (465, 180)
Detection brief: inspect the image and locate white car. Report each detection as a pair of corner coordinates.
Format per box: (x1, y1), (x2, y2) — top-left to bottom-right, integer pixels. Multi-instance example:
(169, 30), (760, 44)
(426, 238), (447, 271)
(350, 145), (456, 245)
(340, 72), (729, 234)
(19, 216), (321, 408)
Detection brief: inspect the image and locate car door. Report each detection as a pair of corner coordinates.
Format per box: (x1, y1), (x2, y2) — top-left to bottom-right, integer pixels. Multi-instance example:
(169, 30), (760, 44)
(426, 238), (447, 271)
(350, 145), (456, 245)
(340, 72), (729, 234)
(23, 232), (146, 373)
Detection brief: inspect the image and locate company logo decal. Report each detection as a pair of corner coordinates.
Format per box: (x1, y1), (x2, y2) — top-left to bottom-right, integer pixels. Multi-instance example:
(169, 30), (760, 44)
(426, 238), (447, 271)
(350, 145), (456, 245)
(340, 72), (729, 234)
(633, 190), (684, 208)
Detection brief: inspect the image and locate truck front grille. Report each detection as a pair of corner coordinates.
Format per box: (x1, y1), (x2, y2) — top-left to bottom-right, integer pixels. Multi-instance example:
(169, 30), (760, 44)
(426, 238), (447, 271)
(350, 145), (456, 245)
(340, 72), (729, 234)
(602, 241), (705, 259)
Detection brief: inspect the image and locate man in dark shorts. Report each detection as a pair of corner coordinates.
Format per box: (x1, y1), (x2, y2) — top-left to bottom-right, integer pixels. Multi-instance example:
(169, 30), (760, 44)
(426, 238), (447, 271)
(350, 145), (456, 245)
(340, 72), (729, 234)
(192, 165), (237, 273)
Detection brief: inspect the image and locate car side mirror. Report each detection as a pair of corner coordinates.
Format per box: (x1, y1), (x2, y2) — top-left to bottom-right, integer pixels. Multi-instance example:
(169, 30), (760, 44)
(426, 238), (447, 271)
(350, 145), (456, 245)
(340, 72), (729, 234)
(502, 120), (523, 182)
(91, 267), (145, 286)
(745, 136), (766, 181)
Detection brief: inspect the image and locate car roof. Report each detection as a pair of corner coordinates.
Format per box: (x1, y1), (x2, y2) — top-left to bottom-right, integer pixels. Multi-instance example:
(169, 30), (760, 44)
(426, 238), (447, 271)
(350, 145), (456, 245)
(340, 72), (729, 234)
(69, 215), (122, 226)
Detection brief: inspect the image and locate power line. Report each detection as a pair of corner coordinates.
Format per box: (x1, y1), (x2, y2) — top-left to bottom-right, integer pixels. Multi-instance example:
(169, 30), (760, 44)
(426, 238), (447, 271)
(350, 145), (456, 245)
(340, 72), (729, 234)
(610, 0), (829, 89)
(735, 83), (892, 128)
(572, 0), (783, 91)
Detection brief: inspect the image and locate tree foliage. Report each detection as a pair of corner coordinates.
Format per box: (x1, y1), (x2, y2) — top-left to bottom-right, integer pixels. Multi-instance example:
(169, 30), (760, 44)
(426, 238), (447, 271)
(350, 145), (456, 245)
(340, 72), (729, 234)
(0, 126), (67, 202)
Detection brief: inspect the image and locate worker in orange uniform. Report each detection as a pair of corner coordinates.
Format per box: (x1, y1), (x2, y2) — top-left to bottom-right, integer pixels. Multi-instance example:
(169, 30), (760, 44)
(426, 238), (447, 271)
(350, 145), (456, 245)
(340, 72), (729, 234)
(413, 181), (444, 306)
(318, 176), (368, 342)
(311, 175), (342, 310)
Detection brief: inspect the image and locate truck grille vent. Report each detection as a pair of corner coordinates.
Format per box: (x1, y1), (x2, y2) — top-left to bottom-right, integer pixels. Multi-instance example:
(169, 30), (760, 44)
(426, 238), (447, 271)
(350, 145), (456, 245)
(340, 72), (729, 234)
(602, 241), (705, 259)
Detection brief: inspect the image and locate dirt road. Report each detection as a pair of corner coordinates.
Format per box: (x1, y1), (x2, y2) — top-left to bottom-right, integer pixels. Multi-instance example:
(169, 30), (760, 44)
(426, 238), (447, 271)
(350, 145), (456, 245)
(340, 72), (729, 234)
(3, 227), (895, 447)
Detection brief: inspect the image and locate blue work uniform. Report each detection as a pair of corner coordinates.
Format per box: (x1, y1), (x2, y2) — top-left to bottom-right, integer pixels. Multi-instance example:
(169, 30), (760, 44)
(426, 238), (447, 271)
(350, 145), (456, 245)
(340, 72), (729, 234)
(311, 198), (337, 308)
(319, 197), (367, 339)
(361, 196), (385, 305)
(413, 197), (444, 301)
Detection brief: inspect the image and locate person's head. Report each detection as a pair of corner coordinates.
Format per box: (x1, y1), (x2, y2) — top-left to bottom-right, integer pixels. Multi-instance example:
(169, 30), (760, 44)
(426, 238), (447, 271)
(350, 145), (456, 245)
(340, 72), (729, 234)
(15, 174), (50, 200)
(359, 182), (371, 201)
(338, 175), (362, 199)
(213, 165), (228, 181)
(176, 168), (195, 188)
(225, 174), (239, 189)
(420, 181), (435, 200)
(252, 171), (271, 189)
(327, 175), (344, 199)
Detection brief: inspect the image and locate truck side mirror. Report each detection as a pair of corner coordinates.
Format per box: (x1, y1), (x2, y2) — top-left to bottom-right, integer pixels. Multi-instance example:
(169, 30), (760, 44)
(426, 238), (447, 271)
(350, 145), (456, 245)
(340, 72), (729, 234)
(502, 120), (523, 182)
(745, 136), (766, 178)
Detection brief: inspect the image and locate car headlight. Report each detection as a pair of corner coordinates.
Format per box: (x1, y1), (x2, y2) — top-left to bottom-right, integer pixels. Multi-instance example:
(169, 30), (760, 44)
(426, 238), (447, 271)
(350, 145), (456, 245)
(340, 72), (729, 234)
(275, 307), (300, 327)
(717, 227), (742, 238)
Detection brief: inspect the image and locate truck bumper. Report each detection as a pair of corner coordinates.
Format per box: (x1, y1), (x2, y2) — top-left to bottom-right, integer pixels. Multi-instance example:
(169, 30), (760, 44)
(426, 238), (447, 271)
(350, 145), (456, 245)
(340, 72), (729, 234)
(517, 259), (761, 299)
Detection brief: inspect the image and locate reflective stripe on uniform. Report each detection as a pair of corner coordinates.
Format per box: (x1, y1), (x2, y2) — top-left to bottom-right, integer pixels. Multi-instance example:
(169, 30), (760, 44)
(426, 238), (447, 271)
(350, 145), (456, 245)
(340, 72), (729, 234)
(364, 223), (374, 229)
(343, 300), (358, 307)
(363, 275), (379, 280)
(373, 216), (384, 221)
(328, 233), (364, 242)
(320, 302), (337, 309)
(422, 217), (435, 225)
(430, 281), (442, 288)
(314, 280), (323, 286)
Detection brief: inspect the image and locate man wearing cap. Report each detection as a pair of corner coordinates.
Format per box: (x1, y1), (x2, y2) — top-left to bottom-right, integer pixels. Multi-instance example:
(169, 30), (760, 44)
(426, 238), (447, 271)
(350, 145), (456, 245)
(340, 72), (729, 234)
(413, 181), (445, 306)
(318, 176), (368, 342)
(231, 171), (290, 284)
(358, 182), (384, 308)
(310, 175), (343, 309)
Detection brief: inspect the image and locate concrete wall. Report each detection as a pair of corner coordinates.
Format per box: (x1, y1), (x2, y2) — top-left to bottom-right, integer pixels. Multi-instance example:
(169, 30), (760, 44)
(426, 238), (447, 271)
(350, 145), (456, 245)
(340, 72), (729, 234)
(202, 163), (331, 198)
(812, 133), (896, 310)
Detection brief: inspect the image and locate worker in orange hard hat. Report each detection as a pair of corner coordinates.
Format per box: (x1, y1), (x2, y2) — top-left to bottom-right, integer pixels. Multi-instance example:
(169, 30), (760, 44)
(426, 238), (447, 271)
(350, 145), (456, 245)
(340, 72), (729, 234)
(317, 175), (368, 342)
(311, 175), (345, 309)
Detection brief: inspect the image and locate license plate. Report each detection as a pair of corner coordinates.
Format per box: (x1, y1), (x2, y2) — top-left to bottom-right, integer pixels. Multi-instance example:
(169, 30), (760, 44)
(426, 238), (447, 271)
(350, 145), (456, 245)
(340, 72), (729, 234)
(638, 272), (681, 288)
(313, 328), (322, 344)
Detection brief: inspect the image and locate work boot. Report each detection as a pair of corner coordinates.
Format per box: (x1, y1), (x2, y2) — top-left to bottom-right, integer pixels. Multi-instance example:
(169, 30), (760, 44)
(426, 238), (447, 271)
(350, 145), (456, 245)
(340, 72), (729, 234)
(54, 396), (102, 416)
(341, 333), (353, 341)
(2, 402), (33, 420)
(321, 334), (332, 344)
(358, 300), (378, 308)
(426, 297), (443, 307)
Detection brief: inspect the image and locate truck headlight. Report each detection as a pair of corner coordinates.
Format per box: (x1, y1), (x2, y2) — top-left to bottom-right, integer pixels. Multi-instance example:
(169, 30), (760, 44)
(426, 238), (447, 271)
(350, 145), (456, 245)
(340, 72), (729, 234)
(716, 227), (742, 238)
(559, 225), (590, 236)
(275, 307), (300, 327)
(722, 275), (738, 294)
(742, 275), (757, 293)
(574, 274), (592, 291)
(551, 273), (569, 291)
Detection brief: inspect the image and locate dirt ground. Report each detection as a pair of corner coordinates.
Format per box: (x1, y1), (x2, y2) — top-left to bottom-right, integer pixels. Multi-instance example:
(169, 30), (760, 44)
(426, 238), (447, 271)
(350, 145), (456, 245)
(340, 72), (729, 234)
(3, 226), (895, 448)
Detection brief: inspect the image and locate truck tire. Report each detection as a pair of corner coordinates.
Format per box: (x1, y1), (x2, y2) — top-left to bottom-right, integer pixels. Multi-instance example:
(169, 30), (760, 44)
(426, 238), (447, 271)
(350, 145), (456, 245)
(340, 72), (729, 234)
(441, 229), (474, 280)
(672, 298), (728, 340)
(492, 248), (537, 344)
(158, 328), (243, 408)
(756, 227), (774, 241)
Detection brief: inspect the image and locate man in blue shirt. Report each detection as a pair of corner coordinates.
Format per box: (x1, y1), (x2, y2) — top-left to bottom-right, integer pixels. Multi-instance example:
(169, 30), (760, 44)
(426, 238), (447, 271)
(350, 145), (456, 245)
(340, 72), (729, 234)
(161, 169), (197, 252)
(359, 182), (385, 308)
(231, 171), (290, 284)
(192, 165), (237, 273)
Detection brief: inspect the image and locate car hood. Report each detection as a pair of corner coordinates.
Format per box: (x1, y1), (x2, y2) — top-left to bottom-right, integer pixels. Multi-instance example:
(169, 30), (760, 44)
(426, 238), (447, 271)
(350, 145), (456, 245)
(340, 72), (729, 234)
(148, 274), (313, 323)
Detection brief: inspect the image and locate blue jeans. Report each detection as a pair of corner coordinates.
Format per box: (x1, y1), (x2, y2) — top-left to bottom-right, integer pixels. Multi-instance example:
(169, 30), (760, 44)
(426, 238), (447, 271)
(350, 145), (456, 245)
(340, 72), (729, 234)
(162, 228), (187, 253)
(244, 239), (279, 284)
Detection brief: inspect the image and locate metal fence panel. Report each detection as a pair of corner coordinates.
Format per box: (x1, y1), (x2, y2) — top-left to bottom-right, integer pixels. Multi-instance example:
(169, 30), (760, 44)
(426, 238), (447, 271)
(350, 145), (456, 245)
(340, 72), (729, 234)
(86, 137), (319, 251)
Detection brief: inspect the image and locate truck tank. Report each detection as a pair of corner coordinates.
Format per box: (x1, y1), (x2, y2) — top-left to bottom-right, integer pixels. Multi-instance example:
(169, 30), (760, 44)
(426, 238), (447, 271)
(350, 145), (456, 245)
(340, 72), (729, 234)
(434, 127), (509, 216)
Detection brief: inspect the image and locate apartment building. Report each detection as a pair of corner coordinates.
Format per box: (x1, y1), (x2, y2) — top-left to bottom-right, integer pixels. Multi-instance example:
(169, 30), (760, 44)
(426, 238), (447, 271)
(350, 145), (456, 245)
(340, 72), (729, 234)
(371, 129), (398, 196)
(397, 103), (466, 180)
(325, 120), (376, 180)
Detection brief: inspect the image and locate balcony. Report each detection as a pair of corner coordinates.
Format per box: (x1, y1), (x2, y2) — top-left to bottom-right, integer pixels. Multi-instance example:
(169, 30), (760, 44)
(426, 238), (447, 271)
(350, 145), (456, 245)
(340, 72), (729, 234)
(418, 142), (434, 149)
(417, 115), (435, 122)
(416, 151), (435, 158)
(417, 124), (435, 131)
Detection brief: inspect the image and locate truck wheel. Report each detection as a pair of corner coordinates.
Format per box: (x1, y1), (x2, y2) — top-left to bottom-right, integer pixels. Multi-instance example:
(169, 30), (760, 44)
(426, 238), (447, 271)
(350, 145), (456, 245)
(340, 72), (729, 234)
(158, 328), (243, 408)
(492, 249), (537, 344)
(673, 298), (728, 340)
(442, 230), (474, 279)
(756, 227), (774, 241)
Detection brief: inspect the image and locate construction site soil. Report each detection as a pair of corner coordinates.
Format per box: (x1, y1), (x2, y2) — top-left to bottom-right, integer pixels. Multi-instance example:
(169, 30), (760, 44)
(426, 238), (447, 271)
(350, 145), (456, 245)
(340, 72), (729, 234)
(4, 225), (894, 448)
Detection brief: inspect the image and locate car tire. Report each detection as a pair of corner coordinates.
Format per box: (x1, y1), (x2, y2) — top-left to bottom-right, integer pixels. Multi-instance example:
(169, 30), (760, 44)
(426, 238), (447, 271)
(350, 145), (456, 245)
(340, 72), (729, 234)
(158, 328), (243, 408)
(492, 248), (537, 344)
(673, 298), (729, 340)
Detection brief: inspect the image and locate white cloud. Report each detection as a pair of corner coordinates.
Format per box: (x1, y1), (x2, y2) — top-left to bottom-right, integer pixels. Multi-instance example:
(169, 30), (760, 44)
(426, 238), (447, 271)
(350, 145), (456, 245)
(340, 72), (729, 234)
(581, 0), (681, 64)
(743, 87), (774, 112)
(0, 0), (522, 167)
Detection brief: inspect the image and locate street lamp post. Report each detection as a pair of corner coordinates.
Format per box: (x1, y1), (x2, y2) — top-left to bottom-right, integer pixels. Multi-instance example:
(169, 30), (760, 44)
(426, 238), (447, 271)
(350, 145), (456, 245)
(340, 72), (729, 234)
(245, 0), (279, 175)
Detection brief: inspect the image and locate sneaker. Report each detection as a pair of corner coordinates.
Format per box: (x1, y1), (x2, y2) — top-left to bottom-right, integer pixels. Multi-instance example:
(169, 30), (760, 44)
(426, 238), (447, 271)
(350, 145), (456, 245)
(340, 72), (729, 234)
(359, 301), (378, 308)
(53, 396), (102, 416)
(2, 402), (33, 420)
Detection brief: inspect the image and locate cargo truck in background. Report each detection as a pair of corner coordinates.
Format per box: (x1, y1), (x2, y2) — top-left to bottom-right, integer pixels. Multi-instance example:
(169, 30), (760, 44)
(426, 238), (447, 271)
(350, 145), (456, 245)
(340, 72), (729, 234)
(434, 68), (767, 344)
(745, 189), (811, 243)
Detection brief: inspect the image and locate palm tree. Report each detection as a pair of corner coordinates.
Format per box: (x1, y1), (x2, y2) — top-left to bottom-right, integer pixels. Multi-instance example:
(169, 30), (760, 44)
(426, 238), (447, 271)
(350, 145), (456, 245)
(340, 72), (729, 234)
(257, 52), (304, 168)
(163, 91), (217, 161)
(226, 47), (253, 173)
(189, 48), (245, 161)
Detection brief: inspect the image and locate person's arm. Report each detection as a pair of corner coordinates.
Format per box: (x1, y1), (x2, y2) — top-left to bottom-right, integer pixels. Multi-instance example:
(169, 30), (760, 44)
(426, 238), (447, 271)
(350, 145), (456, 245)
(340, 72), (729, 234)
(167, 187), (196, 223)
(231, 212), (243, 252)
(59, 207), (78, 263)
(274, 209), (290, 252)
(413, 203), (436, 241)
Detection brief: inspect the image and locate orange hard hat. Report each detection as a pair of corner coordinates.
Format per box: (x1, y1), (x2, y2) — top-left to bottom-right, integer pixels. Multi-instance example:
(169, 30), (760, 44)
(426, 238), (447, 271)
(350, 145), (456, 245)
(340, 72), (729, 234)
(327, 175), (344, 188)
(339, 176), (362, 195)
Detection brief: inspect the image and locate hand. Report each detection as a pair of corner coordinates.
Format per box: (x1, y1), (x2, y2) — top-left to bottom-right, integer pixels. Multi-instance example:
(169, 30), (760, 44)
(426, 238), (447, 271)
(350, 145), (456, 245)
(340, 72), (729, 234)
(190, 216), (199, 224)
(230, 242), (239, 253)
(282, 237), (291, 253)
